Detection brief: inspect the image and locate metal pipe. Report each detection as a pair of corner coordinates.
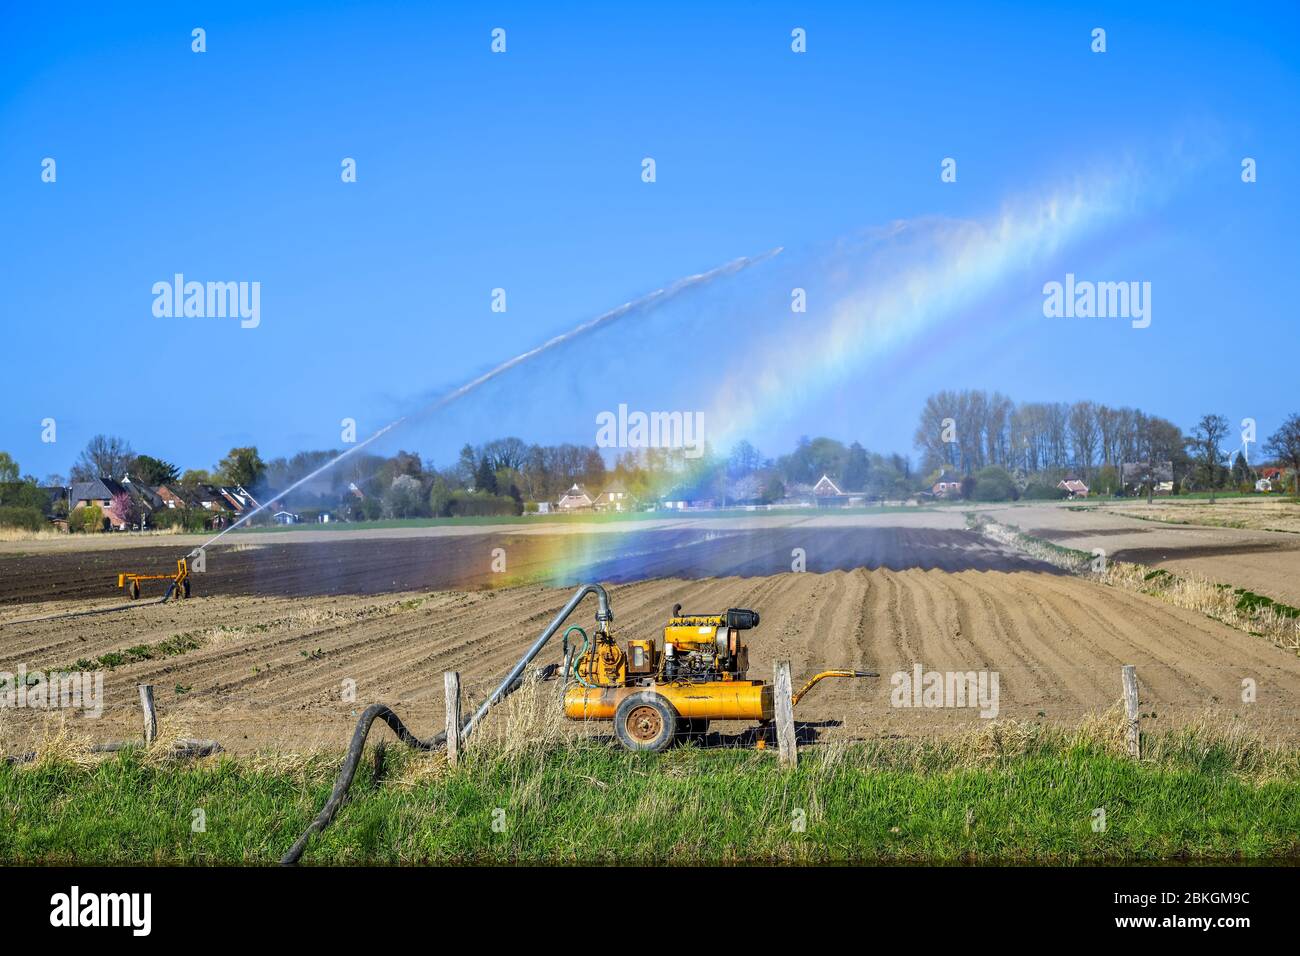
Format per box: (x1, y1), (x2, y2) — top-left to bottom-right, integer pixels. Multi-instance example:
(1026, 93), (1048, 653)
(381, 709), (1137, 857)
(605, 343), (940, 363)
(791, 669), (879, 707)
(460, 582), (613, 741)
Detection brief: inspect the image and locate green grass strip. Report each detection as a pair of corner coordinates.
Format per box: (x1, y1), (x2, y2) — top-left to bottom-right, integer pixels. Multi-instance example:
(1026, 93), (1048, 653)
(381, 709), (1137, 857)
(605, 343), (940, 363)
(2, 739), (1296, 865)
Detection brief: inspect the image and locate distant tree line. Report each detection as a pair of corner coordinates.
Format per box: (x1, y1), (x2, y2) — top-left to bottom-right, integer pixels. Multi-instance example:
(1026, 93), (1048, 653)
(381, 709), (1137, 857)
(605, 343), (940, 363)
(2, 402), (1298, 532)
(914, 390), (1300, 498)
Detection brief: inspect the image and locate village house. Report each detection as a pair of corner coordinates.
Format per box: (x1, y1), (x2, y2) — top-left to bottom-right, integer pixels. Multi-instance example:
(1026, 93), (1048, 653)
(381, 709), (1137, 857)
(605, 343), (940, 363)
(810, 474), (868, 508)
(812, 474), (841, 498)
(154, 483), (193, 509)
(191, 484), (231, 512)
(930, 471), (963, 498)
(1121, 461), (1174, 496)
(592, 481), (635, 513)
(556, 483), (593, 511)
(70, 477), (128, 530)
(71, 477), (123, 512)
(120, 475), (163, 517)
(219, 485), (261, 514)
(1056, 478), (1090, 499)
(1259, 466), (1291, 493)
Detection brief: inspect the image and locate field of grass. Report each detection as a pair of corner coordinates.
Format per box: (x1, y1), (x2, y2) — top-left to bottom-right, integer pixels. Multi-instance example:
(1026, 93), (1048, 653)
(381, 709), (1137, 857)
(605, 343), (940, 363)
(3, 716), (1296, 865)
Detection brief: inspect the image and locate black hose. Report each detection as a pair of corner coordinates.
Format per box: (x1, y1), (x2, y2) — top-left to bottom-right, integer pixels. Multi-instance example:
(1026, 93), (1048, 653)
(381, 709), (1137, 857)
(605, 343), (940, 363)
(281, 664), (565, 864)
(280, 704), (446, 865)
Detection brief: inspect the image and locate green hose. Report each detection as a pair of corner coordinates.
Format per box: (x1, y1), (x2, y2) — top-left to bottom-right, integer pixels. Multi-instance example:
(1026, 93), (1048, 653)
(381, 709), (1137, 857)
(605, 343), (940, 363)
(563, 625), (601, 688)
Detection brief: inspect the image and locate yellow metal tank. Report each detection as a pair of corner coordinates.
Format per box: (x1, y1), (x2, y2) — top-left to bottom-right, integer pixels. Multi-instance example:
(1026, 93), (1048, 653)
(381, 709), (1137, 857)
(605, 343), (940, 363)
(564, 680), (772, 721)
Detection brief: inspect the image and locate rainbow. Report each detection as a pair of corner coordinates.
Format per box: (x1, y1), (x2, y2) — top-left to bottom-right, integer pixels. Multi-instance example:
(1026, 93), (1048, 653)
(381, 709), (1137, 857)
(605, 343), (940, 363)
(704, 169), (1144, 450)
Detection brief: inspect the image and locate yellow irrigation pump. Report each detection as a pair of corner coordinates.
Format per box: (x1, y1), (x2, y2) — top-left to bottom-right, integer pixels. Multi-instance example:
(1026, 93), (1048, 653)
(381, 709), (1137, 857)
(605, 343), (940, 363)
(562, 602), (877, 751)
(118, 557), (191, 601)
(284, 583), (877, 864)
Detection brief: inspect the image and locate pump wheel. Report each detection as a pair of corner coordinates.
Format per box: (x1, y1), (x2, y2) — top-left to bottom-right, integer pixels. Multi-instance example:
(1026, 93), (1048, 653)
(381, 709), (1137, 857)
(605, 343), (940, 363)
(179, 578), (191, 599)
(128, 580), (140, 600)
(614, 692), (677, 752)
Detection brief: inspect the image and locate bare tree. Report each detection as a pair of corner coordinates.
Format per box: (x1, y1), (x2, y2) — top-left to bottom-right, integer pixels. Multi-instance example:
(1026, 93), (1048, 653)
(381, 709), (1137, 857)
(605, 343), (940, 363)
(71, 435), (135, 482)
(1264, 414), (1300, 495)
(1189, 414), (1230, 503)
(1068, 401), (1099, 479)
(913, 391), (961, 474)
(1095, 405), (1122, 466)
(482, 437), (528, 471)
(985, 392), (1013, 467)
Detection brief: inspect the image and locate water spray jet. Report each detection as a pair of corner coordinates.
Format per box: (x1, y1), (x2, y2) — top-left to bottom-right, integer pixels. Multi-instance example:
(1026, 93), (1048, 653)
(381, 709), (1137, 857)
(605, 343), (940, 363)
(194, 246), (781, 553)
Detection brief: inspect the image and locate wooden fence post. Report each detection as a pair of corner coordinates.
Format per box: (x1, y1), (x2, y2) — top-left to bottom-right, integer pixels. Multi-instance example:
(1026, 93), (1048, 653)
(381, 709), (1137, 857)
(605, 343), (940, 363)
(773, 660), (797, 768)
(444, 671), (461, 766)
(1121, 665), (1140, 759)
(137, 684), (157, 745)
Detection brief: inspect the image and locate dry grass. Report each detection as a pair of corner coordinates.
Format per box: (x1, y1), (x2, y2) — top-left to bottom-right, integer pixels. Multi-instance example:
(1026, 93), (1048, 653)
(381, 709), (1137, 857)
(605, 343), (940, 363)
(0, 525), (199, 544)
(1107, 496), (1300, 534)
(465, 666), (580, 759)
(1101, 563), (1300, 651)
(8, 696), (1297, 784)
(0, 527), (67, 542)
(17, 714), (100, 770)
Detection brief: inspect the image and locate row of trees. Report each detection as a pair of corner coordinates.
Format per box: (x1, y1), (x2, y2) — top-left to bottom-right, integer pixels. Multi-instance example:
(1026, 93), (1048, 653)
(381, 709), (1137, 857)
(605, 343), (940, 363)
(913, 391), (1300, 496)
(5, 402), (1298, 532)
(58, 434), (268, 492)
(914, 391), (1191, 480)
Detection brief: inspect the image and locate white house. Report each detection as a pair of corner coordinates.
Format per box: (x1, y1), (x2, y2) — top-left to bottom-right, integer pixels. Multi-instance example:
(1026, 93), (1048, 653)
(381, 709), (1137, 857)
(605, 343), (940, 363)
(556, 484), (593, 511)
(592, 481), (634, 512)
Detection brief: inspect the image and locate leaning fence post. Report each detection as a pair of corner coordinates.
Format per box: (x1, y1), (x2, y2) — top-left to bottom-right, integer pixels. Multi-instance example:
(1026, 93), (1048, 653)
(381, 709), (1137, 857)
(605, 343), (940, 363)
(1121, 665), (1140, 759)
(137, 684), (157, 745)
(773, 660), (797, 768)
(444, 671), (461, 766)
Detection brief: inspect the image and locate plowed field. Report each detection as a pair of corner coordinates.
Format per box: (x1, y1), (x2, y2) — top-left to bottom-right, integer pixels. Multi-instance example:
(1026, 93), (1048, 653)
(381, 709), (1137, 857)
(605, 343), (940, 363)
(4, 568), (1297, 755)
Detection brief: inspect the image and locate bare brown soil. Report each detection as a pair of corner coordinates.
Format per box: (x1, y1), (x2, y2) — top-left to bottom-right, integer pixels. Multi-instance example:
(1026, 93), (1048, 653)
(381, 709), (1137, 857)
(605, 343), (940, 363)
(0, 525), (1055, 608)
(3, 569), (1297, 756)
(983, 502), (1300, 607)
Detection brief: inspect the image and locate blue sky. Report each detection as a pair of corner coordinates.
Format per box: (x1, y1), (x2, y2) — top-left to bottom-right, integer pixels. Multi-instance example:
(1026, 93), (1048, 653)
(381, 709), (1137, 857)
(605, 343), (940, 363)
(2, 1), (1297, 480)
